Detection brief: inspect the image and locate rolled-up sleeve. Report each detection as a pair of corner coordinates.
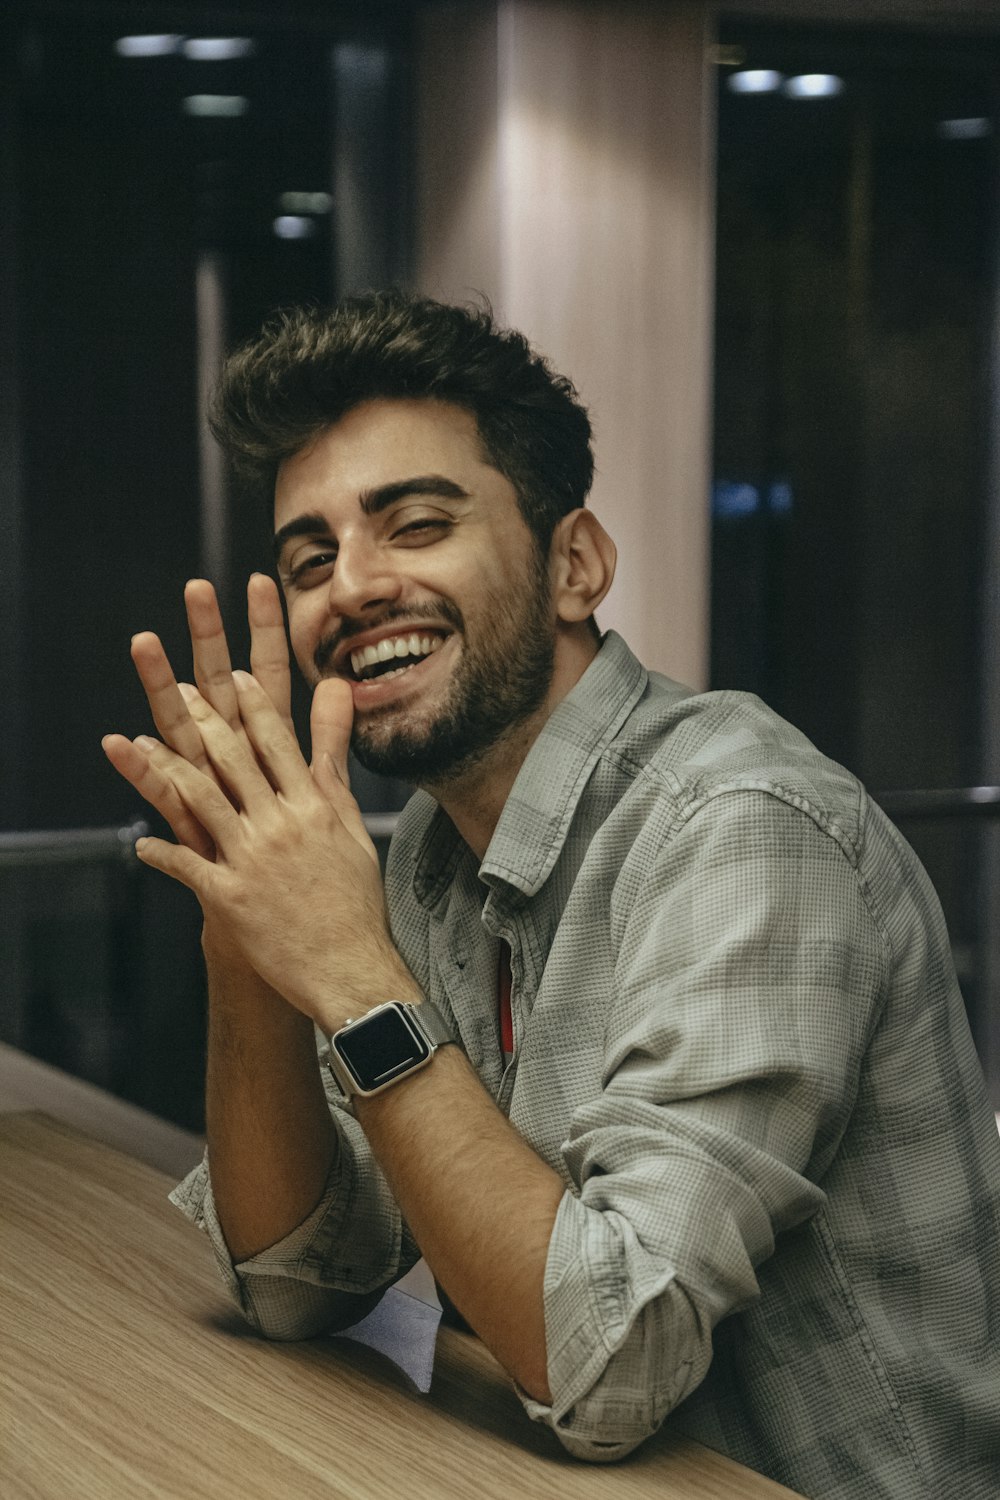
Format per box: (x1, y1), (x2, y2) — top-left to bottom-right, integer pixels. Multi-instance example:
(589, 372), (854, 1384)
(523, 789), (887, 1459)
(170, 1063), (421, 1340)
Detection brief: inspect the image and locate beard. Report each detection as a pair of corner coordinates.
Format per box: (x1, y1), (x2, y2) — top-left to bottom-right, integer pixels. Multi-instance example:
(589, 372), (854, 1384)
(320, 553), (557, 786)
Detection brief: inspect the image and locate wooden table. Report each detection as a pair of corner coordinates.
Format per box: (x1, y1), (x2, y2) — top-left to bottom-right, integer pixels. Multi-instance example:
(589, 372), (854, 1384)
(0, 1114), (801, 1499)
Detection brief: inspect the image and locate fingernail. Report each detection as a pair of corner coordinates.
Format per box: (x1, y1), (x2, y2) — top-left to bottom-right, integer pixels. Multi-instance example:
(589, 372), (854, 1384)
(233, 670), (253, 690)
(177, 682), (196, 700)
(134, 735), (158, 751)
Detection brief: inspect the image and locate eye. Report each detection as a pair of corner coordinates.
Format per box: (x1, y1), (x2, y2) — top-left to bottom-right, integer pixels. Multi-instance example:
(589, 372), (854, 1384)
(392, 518), (450, 544)
(287, 549), (337, 588)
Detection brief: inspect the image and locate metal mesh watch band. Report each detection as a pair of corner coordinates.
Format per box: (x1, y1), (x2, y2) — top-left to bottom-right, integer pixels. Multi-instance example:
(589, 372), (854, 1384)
(411, 999), (457, 1048)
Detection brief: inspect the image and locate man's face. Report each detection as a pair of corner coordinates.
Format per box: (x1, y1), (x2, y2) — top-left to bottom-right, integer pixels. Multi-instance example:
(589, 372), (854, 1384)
(274, 398), (558, 785)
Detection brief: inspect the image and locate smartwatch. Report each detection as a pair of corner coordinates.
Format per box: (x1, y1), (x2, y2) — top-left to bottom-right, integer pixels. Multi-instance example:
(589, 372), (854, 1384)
(327, 1000), (457, 1099)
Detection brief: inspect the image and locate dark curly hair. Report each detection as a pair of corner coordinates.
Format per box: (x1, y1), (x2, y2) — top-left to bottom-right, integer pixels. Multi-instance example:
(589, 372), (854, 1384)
(208, 289), (595, 552)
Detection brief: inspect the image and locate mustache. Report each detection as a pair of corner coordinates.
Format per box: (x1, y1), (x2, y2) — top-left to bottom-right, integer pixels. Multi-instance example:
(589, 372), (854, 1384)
(313, 598), (464, 675)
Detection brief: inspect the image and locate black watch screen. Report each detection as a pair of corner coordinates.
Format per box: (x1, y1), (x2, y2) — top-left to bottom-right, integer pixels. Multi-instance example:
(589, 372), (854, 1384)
(332, 1006), (431, 1093)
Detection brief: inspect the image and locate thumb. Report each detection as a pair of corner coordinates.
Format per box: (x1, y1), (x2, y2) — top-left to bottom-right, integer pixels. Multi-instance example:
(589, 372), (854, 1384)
(311, 676), (354, 791)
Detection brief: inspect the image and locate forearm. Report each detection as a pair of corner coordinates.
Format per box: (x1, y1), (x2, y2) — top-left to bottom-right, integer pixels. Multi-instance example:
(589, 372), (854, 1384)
(203, 935), (337, 1262)
(355, 1044), (564, 1402)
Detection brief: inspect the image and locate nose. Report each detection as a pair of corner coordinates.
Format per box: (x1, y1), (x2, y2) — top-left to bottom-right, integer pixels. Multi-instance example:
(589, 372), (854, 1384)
(325, 536), (403, 620)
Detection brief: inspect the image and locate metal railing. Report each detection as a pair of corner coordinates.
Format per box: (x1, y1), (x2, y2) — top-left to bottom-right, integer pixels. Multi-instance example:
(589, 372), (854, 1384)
(877, 787), (1000, 821)
(0, 812), (401, 870)
(0, 821), (151, 869)
(2, 792), (997, 871)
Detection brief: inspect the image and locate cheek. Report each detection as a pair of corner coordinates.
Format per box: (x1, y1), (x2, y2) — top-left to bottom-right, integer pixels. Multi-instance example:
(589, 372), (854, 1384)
(469, 556), (527, 623)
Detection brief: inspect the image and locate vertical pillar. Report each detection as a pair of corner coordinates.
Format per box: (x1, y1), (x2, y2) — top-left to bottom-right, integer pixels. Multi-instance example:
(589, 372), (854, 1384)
(415, 0), (715, 687)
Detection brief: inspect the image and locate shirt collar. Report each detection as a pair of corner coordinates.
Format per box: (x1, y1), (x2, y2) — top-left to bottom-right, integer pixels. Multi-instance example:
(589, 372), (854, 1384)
(411, 631), (647, 907)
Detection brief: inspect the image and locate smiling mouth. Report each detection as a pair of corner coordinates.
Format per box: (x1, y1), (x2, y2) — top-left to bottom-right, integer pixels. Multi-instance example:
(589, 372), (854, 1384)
(348, 631), (447, 683)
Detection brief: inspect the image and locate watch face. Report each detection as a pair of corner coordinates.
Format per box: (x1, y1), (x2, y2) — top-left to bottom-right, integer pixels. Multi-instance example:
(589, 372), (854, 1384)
(333, 1006), (431, 1093)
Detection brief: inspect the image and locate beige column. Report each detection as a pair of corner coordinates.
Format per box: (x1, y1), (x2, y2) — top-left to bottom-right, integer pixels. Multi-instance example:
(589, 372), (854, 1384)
(415, 1), (715, 688)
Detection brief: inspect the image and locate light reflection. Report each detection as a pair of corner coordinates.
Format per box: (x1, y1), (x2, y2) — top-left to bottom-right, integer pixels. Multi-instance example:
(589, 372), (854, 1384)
(727, 70), (784, 95)
(182, 95), (250, 118)
(713, 481), (759, 519)
(183, 39), (256, 61)
(938, 118), (992, 140)
(114, 36), (181, 58)
(273, 216), (317, 240)
(783, 74), (845, 99)
(278, 192), (333, 214)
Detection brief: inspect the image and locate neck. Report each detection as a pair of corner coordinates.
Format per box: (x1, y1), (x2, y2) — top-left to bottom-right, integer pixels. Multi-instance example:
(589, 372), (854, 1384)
(422, 625), (601, 861)
(425, 714), (540, 861)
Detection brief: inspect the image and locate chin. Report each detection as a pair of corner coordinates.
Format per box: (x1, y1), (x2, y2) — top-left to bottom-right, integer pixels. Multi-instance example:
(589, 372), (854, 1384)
(350, 711), (492, 785)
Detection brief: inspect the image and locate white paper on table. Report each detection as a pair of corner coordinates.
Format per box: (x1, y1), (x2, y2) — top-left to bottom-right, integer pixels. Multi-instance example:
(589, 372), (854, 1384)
(330, 1256), (442, 1393)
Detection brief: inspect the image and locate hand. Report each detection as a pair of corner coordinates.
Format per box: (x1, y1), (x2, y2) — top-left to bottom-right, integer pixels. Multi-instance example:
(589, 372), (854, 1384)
(103, 575), (293, 860)
(116, 670), (417, 1031)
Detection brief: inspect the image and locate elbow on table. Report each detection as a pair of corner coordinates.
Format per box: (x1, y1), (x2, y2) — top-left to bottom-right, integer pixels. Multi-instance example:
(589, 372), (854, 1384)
(534, 1283), (710, 1465)
(239, 1282), (387, 1342)
(553, 1422), (653, 1465)
(543, 1382), (682, 1465)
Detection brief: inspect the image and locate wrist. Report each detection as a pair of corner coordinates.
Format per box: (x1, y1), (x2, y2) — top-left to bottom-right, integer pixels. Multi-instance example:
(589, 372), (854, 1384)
(201, 919), (251, 970)
(308, 952), (424, 1036)
(202, 924), (302, 1022)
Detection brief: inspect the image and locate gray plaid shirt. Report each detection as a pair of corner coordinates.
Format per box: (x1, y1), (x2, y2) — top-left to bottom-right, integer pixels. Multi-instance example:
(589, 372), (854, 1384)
(175, 631), (1000, 1499)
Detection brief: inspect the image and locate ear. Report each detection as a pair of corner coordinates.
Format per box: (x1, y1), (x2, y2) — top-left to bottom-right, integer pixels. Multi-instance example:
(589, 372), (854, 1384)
(549, 509), (617, 624)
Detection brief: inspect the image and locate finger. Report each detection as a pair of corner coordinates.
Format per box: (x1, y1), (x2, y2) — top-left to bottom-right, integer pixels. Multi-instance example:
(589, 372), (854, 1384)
(230, 671), (315, 797)
(185, 579), (242, 731)
(178, 684), (282, 816)
(101, 734), (216, 860)
(310, 681), (378, 864)
(136, 732), (245, 850)
(130, 632), (213, 773)
(310, 676), (354, 785)
(134, 833), (213, 896)
(248, 574), (293, 729)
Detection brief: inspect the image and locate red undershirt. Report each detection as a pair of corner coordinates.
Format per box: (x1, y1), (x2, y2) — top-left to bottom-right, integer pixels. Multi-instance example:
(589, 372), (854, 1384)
(498, 942), (514, 1063)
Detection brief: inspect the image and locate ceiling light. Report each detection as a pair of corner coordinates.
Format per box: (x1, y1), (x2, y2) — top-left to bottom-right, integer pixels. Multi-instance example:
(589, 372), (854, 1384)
(278, 192), (333, 215)
(115, 35), (181, 58)
(783, 74), (844, 100)
(183, 38), (256, 61)
(938, 117), (992, 140)
(182, 95), (250, 118)
(727, 69), (784, 95)
(273, 216), (317, 240)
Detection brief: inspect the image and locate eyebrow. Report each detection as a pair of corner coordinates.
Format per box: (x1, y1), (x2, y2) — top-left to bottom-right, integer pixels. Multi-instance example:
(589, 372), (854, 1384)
(272, 475), (470, 563)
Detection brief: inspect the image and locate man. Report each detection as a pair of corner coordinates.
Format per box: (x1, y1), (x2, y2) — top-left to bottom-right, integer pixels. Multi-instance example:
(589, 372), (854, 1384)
(103, 291), (1000, 1499)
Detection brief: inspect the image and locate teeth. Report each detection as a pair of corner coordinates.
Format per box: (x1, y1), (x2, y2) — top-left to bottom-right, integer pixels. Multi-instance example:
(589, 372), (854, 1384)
(350, 632), (445, 679)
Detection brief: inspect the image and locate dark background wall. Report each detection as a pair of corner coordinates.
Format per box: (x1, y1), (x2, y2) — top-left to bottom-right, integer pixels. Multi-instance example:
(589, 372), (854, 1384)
(711, 20), (999, 1064)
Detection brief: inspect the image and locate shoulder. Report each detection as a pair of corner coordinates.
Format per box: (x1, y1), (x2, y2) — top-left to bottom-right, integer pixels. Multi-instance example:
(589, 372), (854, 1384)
(609, 677), (869, 862)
